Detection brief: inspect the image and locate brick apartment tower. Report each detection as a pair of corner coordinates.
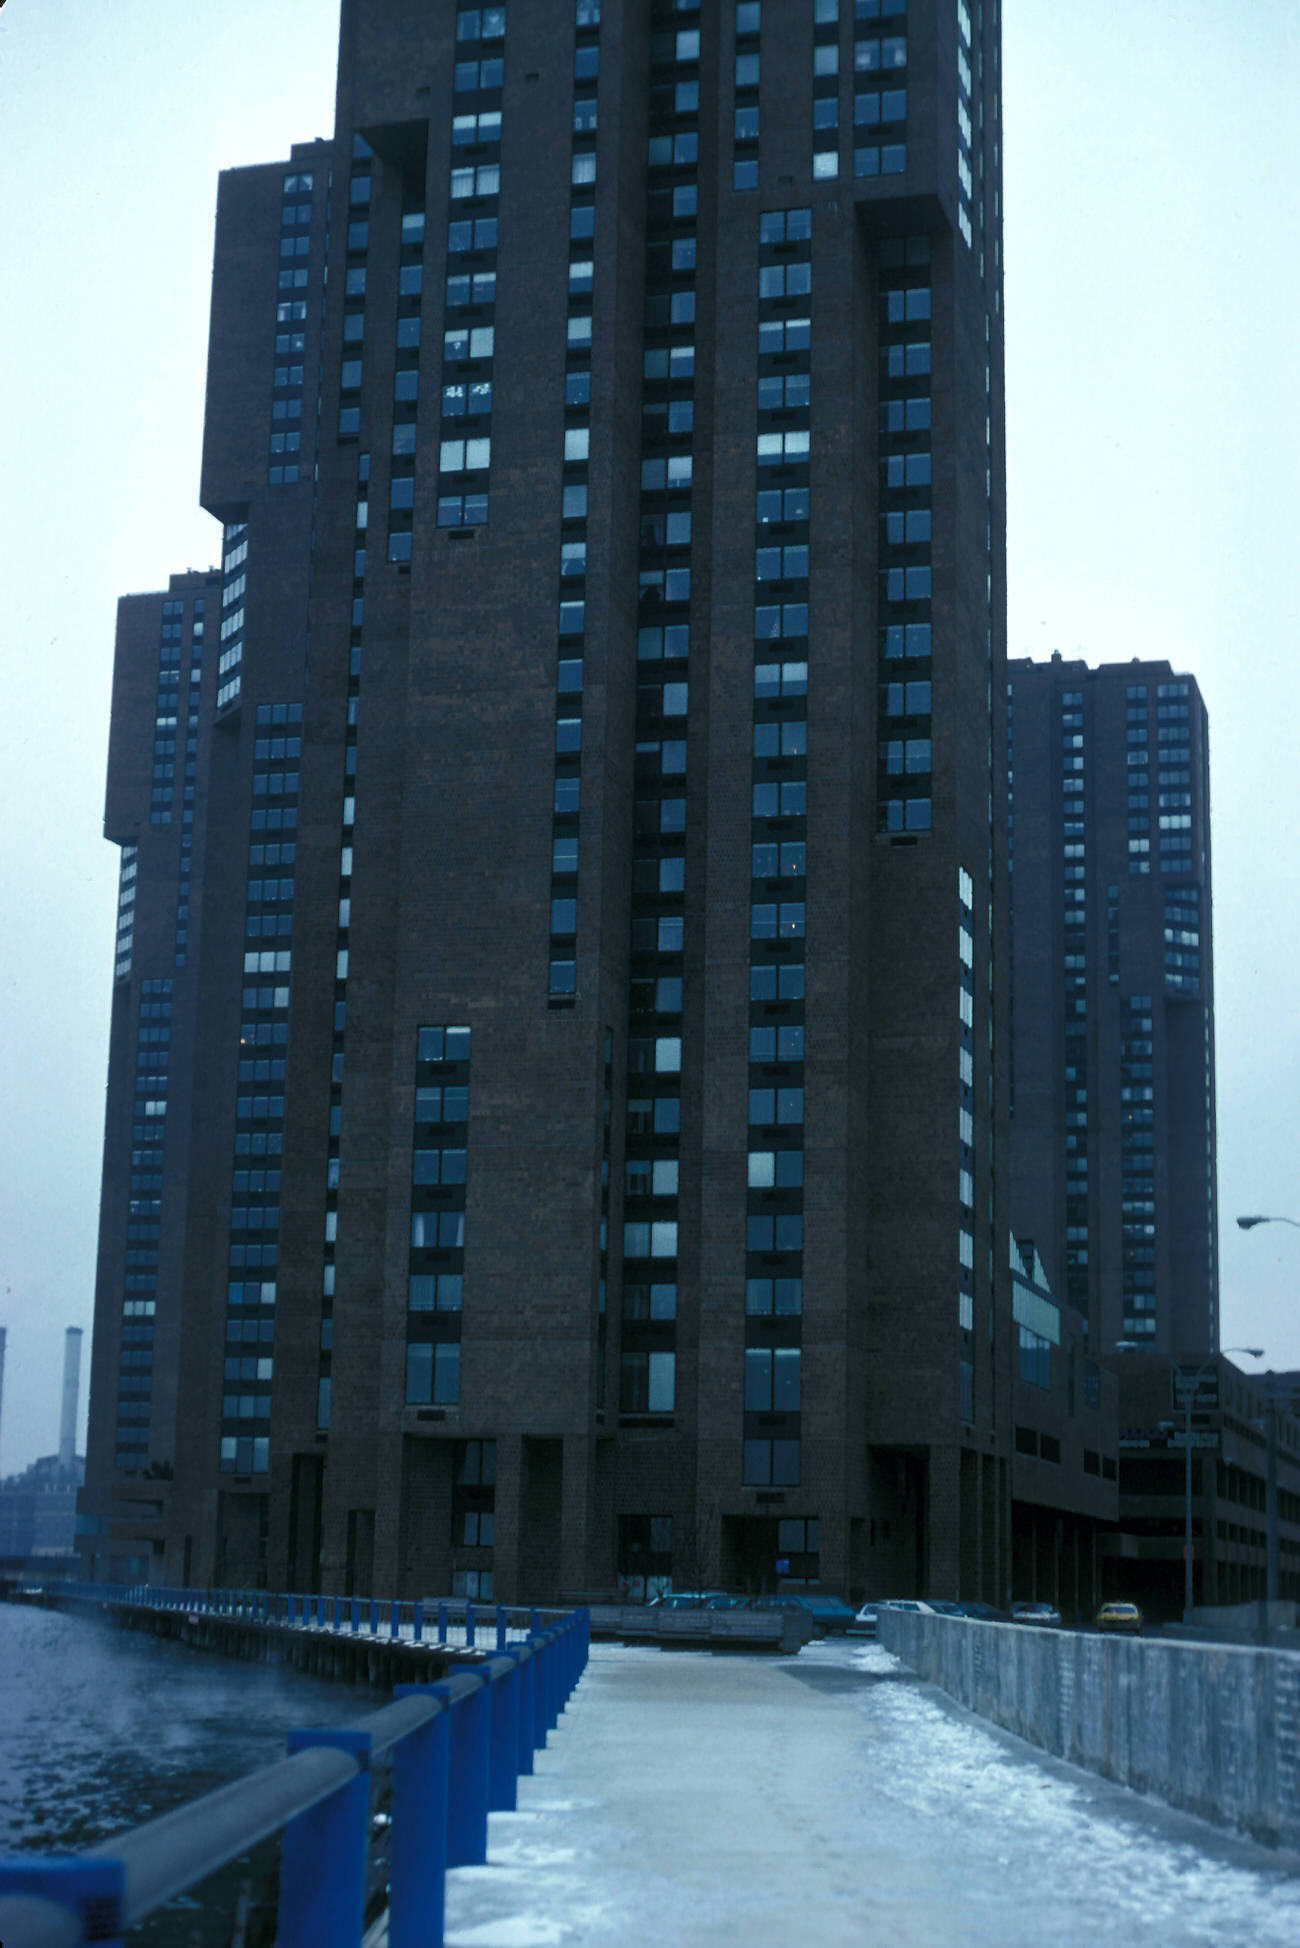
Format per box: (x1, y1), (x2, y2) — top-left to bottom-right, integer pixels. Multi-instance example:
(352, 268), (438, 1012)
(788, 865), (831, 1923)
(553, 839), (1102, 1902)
(81, 0), (1011, 1604)
(1008, 656), (1218, 1363)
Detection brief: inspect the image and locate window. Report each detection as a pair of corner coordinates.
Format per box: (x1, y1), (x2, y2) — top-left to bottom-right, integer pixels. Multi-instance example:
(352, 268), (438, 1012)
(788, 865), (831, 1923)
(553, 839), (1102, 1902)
(406, 1341), (461, 1404)
(408, 1273), (464, 1311)
(744, 1439), (800, 1486)
(451, 164), (501, 199)
(745, 1347), (801, 1411)
(758, 263), (813, 301)
(620, 1350), (676, 1414)
(439, 437), (491, 472)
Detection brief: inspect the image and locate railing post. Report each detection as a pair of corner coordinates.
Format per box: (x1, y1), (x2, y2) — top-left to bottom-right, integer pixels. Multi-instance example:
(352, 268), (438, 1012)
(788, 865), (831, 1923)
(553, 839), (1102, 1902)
(351, 1595), (360, 1634)
(317, 1595), (327, 1629)
(279, 1727), (371, 1948)
(531, 1631), (549, 1750)
(437, 1602), (448, 1645)
(0, 1856), (126, 1947)
(334, 1596), (343, 1630)
(369, 1598), (379, 1636)
(547, 1628), (560, 1728)
(530, 1607), (542, 1636)
(432, 1673), (490, 1867)
(465, 1602), (476, 1649)
(391, 1599), (400, 1640)
(517, 1645), (535, 1776)
(413, 1600), (424, 1644)
(489, 1653), (521, 1812)
(390, 1689), (449, 1948)
(496, 1604), (507, 1652)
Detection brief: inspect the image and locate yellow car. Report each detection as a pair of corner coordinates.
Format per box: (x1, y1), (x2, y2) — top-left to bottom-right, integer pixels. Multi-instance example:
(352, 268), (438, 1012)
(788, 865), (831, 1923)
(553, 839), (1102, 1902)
(1095, 1600), (1142, 1636)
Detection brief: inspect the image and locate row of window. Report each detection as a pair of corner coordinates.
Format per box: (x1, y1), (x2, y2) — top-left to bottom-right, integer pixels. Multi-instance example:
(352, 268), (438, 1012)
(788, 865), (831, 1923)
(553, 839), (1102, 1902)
(742, 208), (814, 1488)
(1120, 994), (1157, 1338)
(218, 712), (301, 1473)
(270, 174), (313, 485)
(876, 237), (933, 833)
(548, 0), (600, 1001)
(406, 1027), (473, 1410)
(618, 4), (701, 1419)
(957, 871), (977, 1420)
(115, 982), (173, 1470)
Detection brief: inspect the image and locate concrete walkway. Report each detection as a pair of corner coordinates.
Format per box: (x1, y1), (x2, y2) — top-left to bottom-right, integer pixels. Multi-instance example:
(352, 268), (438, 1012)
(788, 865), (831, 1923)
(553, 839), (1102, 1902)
(366, 1644), (1300, 1948)
(365, 1638), (1300, 1948)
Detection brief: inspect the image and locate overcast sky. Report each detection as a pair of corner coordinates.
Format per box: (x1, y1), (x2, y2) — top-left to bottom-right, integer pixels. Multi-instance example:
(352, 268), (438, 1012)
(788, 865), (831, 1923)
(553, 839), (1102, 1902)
(1, 1), (1297, 1477)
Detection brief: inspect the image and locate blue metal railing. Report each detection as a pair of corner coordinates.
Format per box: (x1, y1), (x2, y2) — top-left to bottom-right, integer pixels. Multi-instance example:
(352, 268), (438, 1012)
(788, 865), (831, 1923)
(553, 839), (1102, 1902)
(29, 1580), (550, 1650)
(0, 1591), (590, 1948)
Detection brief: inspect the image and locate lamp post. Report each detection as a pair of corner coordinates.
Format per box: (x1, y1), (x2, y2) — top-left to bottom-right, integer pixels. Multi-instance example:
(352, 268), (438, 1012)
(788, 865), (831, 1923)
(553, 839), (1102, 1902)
(1235, 1212), (1296, 1603)
(1115, 1339), (1263, 1625)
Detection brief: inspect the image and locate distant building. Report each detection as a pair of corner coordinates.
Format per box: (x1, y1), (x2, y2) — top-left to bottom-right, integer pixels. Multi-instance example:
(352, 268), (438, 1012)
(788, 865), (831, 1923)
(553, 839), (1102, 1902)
(0, 1454), (85, 1564)
(1259, 1371), (1300, 1419)
(1008, 656), (1217, 1362)
(1108, 1353), (1300, 1617)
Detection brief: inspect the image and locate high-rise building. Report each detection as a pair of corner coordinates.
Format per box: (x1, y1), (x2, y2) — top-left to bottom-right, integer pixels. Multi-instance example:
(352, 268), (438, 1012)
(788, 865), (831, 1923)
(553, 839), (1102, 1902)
(1007, 655), (1217, 1364)
(80, 0), (1012, 1602)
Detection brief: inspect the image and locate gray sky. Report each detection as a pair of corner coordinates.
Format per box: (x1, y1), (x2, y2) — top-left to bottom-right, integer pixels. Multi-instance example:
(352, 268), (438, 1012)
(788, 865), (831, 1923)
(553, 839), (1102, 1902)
(1, 1), (1296, 1477)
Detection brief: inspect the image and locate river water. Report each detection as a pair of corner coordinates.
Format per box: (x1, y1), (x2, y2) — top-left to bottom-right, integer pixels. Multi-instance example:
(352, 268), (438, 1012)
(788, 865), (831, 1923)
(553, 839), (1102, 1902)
(0, 1599), (373, 1945)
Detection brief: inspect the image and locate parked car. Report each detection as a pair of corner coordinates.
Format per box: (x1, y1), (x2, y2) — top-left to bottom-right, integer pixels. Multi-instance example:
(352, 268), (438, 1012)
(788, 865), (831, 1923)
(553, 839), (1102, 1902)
(878, 1598), (935, 1615)
(646, 1590), (729, 1609)
(1010, 1601), (1062, 1628)
(928, 1600), (969, 1618)
(849, 1603), (879, 1637)
(746, 1592), (856, 1636)
(790, 1593), (857, 1635)
(954, 1602), (1008, 1622)
(1096, 1600), (1143, 1636)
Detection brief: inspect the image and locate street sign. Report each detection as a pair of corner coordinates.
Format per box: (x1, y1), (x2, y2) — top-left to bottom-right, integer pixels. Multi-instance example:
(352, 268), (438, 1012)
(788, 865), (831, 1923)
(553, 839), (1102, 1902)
(1173, 1365), (1219, 1412)
(1120, 1424), (1219, 1451)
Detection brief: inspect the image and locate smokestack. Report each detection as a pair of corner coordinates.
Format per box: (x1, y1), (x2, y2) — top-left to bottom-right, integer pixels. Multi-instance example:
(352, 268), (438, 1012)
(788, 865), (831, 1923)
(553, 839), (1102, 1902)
(60, 1327), (82, 1478)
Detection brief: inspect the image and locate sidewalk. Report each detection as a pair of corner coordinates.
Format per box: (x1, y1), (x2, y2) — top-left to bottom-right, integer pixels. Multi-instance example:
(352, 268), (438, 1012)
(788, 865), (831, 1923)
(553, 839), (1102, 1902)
(431, 1642), (946, 1948)
(375, 1637), (1300, 1948)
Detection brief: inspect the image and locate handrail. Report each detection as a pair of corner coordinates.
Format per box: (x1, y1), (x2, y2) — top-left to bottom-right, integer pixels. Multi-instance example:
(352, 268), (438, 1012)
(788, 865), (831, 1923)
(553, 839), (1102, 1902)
(0, 1588), (591, 1948)
(29, 1580), (565, 1649)
(98, 1744), (361, 1927)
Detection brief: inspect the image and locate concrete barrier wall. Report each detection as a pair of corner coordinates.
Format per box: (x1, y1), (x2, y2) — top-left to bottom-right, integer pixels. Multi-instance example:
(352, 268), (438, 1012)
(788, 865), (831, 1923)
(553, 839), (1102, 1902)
(877, 1610), (1300, 1852)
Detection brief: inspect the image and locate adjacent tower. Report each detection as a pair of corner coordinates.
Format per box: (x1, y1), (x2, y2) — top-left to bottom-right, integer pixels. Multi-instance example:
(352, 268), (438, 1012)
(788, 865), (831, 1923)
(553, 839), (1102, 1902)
(1008, 655), (1217, 1362)
(82, 0), (1010, 1603)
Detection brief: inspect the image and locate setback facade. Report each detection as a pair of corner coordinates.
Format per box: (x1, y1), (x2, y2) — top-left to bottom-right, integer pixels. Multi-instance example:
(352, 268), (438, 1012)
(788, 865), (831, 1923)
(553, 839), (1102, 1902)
(80, 0), (1012, 1604)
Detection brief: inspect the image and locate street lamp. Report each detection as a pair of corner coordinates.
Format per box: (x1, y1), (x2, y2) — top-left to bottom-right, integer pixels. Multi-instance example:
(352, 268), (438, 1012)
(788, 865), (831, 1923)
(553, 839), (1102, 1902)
(1115, 1339), (1263, 1625)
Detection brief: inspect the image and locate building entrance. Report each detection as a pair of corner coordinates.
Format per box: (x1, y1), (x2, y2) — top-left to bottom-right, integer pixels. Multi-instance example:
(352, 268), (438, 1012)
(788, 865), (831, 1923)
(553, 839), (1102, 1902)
(721, 1515), (820, 1593)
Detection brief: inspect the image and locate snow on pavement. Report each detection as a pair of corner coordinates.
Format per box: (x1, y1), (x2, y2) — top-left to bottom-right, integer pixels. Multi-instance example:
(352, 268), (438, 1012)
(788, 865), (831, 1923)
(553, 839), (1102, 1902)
(422, 1638), (1300, 1948)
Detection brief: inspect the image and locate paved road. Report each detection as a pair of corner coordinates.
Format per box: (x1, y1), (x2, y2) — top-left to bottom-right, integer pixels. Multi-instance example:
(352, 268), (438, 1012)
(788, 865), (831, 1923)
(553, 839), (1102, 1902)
(419, 1637), (1300, 1948)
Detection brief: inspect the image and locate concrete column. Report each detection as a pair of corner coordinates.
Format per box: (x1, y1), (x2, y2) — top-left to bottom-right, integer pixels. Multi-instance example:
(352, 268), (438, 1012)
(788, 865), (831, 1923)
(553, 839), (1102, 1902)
(490, 1432), (524, 1604)
(560, 1432), (595, 1597)
(372, 1429), (405, 1595)
(980, 1453), (997, 1602)
(926, 1445), (962, 1599)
